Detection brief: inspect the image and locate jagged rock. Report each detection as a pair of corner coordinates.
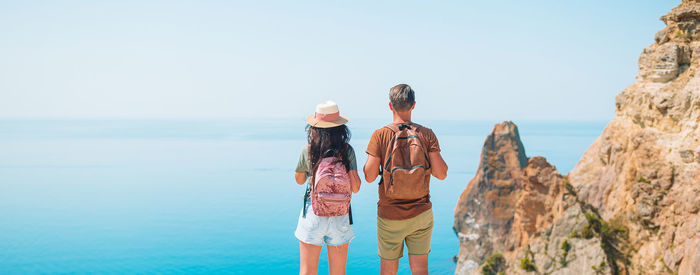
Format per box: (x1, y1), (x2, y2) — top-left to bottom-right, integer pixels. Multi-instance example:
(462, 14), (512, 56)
(638, 0), (700, 83)
(453, 121), (527, 274)
(455, 1), (700, 274)
(506, 203), (611, 275)
(655, 29), (670, 45)
(569, 1), (700, 274)
(638, 43), (690, 82)
(453, 122), (612, 275)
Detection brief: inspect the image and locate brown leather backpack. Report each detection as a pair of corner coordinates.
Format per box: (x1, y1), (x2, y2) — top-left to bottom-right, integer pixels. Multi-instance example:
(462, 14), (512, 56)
(380, 123), (432, 199)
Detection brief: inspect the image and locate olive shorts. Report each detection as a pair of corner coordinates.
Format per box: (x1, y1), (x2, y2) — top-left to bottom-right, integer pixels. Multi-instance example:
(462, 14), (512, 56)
(377, 209), (433, 260)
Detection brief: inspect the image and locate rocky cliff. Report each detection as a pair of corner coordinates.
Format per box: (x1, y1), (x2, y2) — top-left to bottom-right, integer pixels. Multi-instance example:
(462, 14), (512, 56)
(454, 1), (700, 274)
(569, 0), (700, 273)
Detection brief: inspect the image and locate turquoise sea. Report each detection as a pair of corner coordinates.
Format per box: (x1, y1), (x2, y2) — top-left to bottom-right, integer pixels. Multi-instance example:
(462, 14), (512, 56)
(0, 119), (606, 274)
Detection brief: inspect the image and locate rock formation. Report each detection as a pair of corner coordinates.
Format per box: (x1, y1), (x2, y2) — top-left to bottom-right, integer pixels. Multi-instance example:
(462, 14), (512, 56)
(454, 1), (700, 274)
(569, 0), (700, 273)
(453, 121), (528, 273)
(454, 122), (614, 274)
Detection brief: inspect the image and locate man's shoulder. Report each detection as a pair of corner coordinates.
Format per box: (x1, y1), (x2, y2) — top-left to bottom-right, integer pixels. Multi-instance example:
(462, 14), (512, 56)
(372, 122), (435, 137)
(367, 126), (394, 156)
(411, 122), (432, 131)
(410, 122), (436, 137)
(371, 126), (395, 137)
(374, 122), (433, 131)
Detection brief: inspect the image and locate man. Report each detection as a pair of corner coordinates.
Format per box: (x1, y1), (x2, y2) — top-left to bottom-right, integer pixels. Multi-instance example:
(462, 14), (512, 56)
(364, 84), (448, 275)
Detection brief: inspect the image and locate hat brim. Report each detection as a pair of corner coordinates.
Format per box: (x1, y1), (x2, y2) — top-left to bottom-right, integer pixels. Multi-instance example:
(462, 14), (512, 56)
(306, 115), (349, 128)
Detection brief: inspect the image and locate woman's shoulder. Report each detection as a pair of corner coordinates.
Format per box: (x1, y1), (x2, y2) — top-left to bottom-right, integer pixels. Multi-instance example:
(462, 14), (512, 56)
(346, 144), (355, 154)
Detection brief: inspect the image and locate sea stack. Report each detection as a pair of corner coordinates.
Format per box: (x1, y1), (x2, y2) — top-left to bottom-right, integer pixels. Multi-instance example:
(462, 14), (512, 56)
(454, 122), (609, 274)
(454, 1), (700, 274)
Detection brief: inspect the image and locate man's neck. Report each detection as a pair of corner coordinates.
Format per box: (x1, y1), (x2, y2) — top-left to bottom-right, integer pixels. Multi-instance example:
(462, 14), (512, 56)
(392, 112), (412, 124)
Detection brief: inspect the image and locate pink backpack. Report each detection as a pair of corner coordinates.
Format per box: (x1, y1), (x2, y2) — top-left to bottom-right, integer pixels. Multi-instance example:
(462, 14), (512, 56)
(308, 156), (352, 217)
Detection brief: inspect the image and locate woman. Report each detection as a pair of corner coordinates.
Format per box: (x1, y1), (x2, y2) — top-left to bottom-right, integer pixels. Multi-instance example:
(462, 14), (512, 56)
(294, 101), (361, 275)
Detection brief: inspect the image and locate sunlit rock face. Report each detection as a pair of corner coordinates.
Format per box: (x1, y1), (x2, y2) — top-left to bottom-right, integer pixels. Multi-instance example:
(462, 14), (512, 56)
(453, 123), (608, 275)
(569, 0), (700, 273)
(639, 0), (700, 83)
(454, 1), (700, 274)
(453, 121), (527, 274)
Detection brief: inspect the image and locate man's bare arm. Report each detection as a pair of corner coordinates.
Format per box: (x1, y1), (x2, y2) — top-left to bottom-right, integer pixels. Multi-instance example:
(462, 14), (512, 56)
(429, 151), (448, 180)
(364, 155), (381, 182)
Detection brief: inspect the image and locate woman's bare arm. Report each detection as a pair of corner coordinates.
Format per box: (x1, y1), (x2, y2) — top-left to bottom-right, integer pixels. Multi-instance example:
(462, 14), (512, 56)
(294, 172), (307, 185)
(363, 155), (381, 182)
(349, 170), (361, 193)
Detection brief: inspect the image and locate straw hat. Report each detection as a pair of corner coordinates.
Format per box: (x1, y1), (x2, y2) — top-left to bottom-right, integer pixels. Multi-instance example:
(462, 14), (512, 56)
(306, 100), (349, 128)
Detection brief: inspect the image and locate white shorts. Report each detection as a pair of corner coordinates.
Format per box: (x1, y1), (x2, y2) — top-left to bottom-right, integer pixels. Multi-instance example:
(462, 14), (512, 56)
(294, 201), (354, 246)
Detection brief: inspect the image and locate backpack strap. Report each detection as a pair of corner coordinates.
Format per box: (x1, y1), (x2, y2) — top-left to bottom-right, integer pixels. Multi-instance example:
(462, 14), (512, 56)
(348, 204), (353, 225)
(378, 124), (399, 184)
(381, 124), (400, 172)
(302, 183), (310, 218)
(384, 123), (404, 134)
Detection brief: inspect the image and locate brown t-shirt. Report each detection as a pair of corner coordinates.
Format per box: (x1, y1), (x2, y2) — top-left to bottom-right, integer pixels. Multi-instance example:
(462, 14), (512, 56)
(366, 122), (441, 220)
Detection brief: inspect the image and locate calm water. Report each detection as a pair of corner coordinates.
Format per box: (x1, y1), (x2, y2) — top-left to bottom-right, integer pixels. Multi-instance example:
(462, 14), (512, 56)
(0, 119), (606, 274)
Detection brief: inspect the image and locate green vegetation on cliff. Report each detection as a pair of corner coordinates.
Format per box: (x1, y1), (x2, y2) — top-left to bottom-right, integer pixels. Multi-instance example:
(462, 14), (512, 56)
(481, 253), (505, 275)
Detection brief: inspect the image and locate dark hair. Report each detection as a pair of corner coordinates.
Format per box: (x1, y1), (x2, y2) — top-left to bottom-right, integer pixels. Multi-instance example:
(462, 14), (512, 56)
(306, 124), (352, 185)
(389, 84), (415, 111)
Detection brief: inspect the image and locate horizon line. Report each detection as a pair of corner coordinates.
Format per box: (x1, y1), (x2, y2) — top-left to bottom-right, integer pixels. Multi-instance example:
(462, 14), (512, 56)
(0, 116), (613, 123)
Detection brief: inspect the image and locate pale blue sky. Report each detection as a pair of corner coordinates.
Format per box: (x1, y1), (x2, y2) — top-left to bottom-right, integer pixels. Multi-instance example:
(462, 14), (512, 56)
(0, 0), (679, 120)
